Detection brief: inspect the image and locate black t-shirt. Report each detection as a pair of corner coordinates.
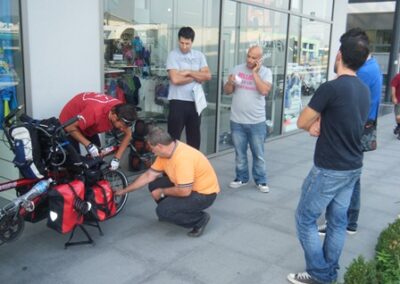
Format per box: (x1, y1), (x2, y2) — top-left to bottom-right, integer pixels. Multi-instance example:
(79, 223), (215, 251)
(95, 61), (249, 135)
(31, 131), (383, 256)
(308, 75), (370, 170)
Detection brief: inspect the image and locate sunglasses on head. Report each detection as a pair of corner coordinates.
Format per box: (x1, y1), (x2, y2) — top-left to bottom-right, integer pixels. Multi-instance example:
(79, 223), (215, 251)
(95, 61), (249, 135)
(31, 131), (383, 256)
(117, 114), (134, 127)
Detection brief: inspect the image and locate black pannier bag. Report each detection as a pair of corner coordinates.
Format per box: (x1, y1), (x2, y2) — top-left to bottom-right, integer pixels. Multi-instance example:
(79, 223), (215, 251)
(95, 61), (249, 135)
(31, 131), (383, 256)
(129, 119), (153, 171)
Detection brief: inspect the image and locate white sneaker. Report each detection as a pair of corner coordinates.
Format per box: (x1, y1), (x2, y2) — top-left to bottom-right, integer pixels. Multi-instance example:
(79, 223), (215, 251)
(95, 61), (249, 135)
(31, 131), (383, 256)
(346, 228), (357, 235)
(229, 179), (248, 188)
(257, 183), (270, 193)
(287, 272), (320, 284)
(318, 223), (327, 236)
(319, 222), (357, 236)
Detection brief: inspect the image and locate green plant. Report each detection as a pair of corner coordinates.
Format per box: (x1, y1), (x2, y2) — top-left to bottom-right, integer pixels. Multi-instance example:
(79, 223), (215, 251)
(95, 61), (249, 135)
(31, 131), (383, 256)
(343, 218), (400, 284)
(343, 256), (377, 284)
(375, 219), (400, 283)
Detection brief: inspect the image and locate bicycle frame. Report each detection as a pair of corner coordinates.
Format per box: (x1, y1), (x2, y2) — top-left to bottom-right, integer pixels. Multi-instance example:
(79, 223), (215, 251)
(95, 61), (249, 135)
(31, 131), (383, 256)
(0, 106), (130, 246)
(0, 178), (40, 193)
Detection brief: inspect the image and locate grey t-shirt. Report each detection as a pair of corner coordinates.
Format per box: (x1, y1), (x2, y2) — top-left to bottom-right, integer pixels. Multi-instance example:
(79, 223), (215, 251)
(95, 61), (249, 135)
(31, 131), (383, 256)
(229, 63), (273, 124)
(166, 48), (208, 102)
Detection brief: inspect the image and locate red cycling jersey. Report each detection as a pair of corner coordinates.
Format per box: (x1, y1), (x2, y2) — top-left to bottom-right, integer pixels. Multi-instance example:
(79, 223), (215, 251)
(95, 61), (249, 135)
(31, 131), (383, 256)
(59, 92), (122, 137)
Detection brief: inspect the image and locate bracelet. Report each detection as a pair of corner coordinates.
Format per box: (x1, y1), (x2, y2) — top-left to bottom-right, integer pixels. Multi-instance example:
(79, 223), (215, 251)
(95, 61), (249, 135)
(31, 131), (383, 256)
(160, 190), (165, 199)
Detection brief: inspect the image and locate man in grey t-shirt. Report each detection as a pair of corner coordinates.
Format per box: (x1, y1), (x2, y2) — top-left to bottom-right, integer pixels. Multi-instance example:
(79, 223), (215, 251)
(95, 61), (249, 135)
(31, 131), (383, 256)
(166, 27), (211, 150)
(223, 45), (272, 193)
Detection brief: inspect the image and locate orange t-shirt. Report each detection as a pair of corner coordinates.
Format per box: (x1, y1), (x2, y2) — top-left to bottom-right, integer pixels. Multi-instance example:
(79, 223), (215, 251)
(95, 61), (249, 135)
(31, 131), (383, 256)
(151, 141), (220, 195)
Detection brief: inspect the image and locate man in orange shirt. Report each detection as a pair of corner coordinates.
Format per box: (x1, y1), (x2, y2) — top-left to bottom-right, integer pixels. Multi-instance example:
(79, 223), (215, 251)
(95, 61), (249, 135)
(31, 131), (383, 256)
(116, 127), (219, 237)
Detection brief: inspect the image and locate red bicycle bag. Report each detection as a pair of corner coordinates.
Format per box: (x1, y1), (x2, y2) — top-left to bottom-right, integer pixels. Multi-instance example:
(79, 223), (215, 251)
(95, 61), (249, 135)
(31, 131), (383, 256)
(47, 180), (85, 234)
(86, 180), (116, 221)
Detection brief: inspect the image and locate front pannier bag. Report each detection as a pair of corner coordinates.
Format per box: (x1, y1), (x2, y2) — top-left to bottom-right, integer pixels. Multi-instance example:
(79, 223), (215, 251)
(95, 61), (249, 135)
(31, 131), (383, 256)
(47, 180), (86, 234)
(86, 180), (116, 221)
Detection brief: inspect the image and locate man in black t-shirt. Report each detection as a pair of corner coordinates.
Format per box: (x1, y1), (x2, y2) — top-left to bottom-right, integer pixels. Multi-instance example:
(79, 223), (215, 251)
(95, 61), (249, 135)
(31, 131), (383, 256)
(287, 30), (370, 284)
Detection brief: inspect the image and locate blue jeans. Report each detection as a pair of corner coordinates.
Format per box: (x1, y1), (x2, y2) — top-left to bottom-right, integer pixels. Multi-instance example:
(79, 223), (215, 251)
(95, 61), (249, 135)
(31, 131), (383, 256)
(347, 178), (360, 231)
(230, 121), (267, 184)
(295, 166), (361, 283)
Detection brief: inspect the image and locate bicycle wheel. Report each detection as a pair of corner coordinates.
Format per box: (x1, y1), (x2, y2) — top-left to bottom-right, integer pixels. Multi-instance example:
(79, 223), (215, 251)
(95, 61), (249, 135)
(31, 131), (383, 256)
(0, 213), (25, 244)
(103, 169), (128, 216)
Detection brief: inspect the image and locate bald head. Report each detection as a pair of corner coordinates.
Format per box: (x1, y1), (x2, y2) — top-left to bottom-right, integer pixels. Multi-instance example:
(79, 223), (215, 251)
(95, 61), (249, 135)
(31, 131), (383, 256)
(246, 45), (263, 69)
(248, 45), (263, 56)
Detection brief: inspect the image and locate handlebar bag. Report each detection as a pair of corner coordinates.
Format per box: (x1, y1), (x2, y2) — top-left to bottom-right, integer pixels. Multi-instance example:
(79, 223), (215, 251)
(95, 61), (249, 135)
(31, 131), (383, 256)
(85, 180), (116, 221)
(10, 124), (45, 179)
(47, 180), (85, 234)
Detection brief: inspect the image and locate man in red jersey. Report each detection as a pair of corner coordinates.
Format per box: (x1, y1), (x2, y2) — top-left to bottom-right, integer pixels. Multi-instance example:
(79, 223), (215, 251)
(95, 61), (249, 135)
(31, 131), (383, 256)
(59, 92), (136, 170)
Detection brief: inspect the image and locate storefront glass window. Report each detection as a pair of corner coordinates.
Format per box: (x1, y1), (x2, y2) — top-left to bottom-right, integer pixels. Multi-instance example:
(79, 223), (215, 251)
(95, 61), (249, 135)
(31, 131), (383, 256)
(0, 0), (24, 128)
(0, 0), (25, 187)
(291, 0), (333, 20)
(283, 16), (330, 133)
(219, 0), (287, 151)
(103, 0), (220, 155)
(244, 0), (289, 10)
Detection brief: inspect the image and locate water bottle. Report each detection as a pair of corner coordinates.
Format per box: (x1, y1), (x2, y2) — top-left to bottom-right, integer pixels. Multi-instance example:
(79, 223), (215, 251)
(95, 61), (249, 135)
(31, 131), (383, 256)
(22, 179), (52, 201)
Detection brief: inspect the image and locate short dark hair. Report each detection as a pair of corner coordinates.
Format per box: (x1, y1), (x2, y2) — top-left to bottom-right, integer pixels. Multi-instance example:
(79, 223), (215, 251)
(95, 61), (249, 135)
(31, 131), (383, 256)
(146, 127), (173, 146)
(113, 104), (137, 126)
(178, 27), (195, 41)
(340, 28), (369, 45)
(339, 28), (370, 71)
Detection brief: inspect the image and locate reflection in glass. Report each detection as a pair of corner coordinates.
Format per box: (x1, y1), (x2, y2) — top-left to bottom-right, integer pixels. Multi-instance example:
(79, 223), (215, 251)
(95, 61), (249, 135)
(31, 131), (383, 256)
(291, 0), (333, 20)
(0, 0), (24, 126)
(244, 0), (289, 10)
(103, 0), (220, 155)
(219, 1), (287, 151)
(0, 0), (24, 184)
(283, 16), (330, 133)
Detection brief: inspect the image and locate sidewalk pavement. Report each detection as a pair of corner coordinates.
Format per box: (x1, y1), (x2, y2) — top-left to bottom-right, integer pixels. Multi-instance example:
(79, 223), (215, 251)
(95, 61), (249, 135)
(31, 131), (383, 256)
(1, 112), (399, 284)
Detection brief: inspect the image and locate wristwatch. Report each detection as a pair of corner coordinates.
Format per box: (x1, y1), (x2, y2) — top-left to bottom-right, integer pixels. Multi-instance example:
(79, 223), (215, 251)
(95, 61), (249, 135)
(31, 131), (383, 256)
(160, 190), (165, 199)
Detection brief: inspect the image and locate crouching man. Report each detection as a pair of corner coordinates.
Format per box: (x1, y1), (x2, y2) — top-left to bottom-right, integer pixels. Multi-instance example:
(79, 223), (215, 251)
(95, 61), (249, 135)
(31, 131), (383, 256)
(116, 127), (219, 237)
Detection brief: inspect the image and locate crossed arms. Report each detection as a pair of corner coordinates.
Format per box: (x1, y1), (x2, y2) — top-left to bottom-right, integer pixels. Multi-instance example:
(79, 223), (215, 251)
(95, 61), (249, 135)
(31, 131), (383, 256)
(297, 106), (321, 137)
(168, 67), (211, 85)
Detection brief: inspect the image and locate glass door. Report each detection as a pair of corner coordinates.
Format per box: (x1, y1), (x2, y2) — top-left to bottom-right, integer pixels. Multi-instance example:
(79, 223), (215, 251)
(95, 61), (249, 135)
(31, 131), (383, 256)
(219, 0), (288, 151)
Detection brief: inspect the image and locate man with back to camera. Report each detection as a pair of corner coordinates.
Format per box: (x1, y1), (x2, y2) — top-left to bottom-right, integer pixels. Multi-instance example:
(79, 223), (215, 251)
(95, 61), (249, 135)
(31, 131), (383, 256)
(59, 92), (136, 170)
(115, 127), (219, 237)
(166, 26), (211, 150)
(287, 29), (370, 284)
(318, 28), (383, 237)
(223, 45), (272, 193)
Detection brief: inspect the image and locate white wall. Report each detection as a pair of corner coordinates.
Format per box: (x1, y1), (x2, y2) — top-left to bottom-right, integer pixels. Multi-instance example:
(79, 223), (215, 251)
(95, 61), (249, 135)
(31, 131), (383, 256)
(22, 0), (103, 118)
(328, 0), (348, 80)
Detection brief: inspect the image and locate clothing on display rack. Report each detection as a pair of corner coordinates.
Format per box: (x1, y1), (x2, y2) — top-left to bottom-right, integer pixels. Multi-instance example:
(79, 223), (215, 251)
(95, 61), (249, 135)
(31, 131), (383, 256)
(154, 79), (169, 106)
(105, 74), (142, 106)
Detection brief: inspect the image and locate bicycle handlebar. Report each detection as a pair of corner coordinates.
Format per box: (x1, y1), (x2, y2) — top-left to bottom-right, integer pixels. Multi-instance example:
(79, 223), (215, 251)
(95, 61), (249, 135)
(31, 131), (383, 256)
(58, 115), (82, 131)
(78, 146), (118, 169)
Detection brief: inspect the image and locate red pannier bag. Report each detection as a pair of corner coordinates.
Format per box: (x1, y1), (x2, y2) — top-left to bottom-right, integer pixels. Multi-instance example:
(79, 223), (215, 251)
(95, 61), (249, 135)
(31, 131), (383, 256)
(86, 180), (116, 221)
(47, 180), (85, 234)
